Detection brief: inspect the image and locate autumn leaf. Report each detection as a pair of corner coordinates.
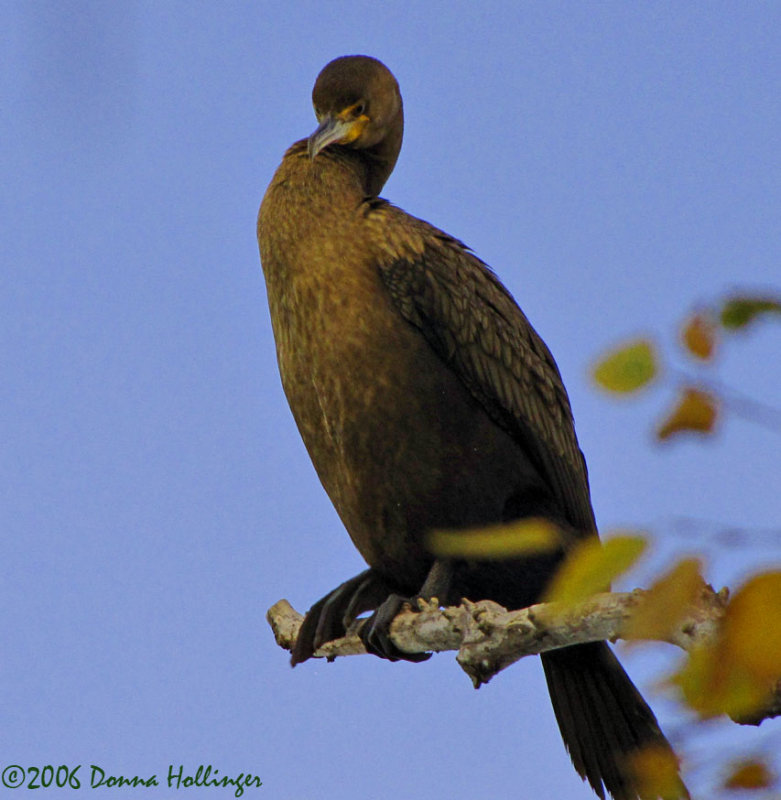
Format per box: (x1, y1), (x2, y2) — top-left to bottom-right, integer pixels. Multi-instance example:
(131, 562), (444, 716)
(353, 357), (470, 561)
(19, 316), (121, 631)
(592, 339), (658, 393)
(628, 744), (688, 800)
(656, 387), (719, 440)
(721, 572), (781, 685)
(673, 644), (761, 719)
(427, 518), (561, 560)
(624, 558), (705, 642)
(543, 533), (647, 606)
(681, 312), (717, 360)
(720, 295), (781, 330)
(723, 758), (776, 791)
(671, 571), (781, 719)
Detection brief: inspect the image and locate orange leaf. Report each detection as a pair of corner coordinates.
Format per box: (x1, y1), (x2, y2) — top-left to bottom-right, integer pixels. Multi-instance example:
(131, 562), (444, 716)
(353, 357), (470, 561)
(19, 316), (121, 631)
(657, 387), (719, 440)
(625, 558), (705, 642)
(681, 312), (717, 360)
(723, 759), (776, 791)
(628, 744), (688, 799)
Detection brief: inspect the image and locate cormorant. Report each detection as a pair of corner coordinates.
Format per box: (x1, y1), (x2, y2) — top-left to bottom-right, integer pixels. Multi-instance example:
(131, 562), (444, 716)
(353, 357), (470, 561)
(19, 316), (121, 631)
(258, 55), (682, 800)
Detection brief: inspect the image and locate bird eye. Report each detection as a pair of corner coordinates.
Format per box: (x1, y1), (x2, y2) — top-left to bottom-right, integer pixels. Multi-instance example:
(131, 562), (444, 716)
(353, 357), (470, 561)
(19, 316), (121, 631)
(354, 102), (366, 116)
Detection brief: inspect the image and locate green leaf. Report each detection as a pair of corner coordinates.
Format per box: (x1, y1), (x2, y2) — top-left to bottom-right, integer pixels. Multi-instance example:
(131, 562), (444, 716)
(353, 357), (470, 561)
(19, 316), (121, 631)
(720, 295), (781, 330)
(592, 339), (658, 393)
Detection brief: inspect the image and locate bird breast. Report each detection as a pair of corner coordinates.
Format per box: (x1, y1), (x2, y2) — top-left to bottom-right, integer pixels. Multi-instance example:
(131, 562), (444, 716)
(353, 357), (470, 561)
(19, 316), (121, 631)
(258, 153), (532, 584)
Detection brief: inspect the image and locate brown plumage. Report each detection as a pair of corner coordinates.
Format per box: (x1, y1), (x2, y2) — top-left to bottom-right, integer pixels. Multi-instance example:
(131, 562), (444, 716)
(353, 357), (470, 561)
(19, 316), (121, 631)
(258, 55), (684, 800)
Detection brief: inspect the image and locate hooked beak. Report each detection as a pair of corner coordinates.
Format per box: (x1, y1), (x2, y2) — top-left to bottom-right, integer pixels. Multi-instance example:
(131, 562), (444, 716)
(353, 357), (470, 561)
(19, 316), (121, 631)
(307, 115), (358, 160)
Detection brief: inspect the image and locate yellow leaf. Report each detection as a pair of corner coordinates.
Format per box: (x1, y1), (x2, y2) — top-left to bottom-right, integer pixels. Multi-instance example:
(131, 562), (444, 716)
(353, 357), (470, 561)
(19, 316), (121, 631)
(671, 571), (781, 718)
(592, 339), (658, 393)
(723, 759), (776, 791)
(543, 533), (647, 606)
(628, 744), (688, 799)
(722, 572), (781, 684)
(625, 558), (705, 642)
(672, 644), (767, 719)
(427, 518), (561, 560)
(681, 312), (717, 360)
(656, 387), (719, 441)
(720, 295), (781, 330)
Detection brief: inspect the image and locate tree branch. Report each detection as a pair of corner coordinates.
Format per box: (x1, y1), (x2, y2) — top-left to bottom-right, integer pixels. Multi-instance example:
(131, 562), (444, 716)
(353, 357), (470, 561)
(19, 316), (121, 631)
(266, 586), (780, 724)
(268, 586), (727, 681)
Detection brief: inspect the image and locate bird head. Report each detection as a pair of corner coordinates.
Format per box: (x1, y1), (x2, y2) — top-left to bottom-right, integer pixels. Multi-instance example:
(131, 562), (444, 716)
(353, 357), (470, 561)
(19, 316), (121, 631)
(308, 55), (403, 161)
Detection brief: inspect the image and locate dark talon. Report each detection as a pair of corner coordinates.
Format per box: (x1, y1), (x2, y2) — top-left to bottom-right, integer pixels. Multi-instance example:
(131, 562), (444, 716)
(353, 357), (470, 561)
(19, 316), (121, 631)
(359, 593), (432, 663)
(291, 569), (391, 666)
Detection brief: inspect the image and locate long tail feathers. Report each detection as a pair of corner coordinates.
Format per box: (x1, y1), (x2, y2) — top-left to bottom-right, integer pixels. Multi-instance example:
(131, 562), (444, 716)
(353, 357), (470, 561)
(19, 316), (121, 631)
(542, 642), (688, 800)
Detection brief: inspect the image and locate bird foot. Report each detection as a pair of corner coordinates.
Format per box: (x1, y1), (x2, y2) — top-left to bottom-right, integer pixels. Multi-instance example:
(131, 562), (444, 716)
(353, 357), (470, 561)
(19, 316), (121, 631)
(291, 569), (392, 666)
(359, 593), (432, 663)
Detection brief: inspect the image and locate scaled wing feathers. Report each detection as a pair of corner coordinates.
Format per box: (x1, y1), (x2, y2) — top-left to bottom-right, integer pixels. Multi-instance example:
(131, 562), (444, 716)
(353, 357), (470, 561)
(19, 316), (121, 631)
(368, 203), (595, 533)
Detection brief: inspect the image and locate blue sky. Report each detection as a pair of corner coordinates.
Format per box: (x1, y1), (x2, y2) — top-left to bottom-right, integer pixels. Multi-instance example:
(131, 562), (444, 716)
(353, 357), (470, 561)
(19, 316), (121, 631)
(2, 3), (779, 799)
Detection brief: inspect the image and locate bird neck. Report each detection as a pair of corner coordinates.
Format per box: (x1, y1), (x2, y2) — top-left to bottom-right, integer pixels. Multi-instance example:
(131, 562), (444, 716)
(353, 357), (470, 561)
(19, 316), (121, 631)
(280, 136), (401, 200)
(317, 140), (398, 198)
(359, 128), (402, 197)
(316, 144), (398, 199)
